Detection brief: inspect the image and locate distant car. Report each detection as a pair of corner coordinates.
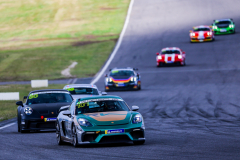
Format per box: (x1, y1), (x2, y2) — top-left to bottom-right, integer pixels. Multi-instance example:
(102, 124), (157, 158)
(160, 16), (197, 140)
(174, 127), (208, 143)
(104, 67), (141, 91)
(189, 25), (214, 42)
(156, 47), (186, 67)
(56, 95), (145, 146)
(16, 89), (73, 133)
(212, 19), (235, 34)
(63, 84), (107, 99)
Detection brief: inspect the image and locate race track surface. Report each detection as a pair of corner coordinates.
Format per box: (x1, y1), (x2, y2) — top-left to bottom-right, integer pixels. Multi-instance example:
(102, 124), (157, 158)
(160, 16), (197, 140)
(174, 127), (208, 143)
(1, 0), (240, 159)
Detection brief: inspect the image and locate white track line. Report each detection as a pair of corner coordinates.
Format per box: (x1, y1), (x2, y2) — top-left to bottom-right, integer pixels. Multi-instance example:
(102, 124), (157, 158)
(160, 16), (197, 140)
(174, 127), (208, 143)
(0, 122), (16, 130)
(90, 0), (135, 85)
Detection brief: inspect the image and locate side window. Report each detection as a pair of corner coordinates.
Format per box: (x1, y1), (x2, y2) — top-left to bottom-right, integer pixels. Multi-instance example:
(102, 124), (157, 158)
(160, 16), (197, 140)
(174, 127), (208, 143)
(70, 101), (76, 115)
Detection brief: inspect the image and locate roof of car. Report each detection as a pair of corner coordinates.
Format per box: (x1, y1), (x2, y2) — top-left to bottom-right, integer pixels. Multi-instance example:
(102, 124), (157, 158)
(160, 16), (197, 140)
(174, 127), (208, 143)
(111, 67), (134, 71)
(77, 95), (123, 101)
(63, 84), (98, 89)
(30, 89), (69, 94)
(162, 47), (180, 51)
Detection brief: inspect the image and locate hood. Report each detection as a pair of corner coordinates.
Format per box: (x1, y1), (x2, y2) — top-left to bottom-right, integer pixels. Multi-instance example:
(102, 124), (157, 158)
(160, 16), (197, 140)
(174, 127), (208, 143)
(80, 111), (131, 126)
(24, 102), (71, 117)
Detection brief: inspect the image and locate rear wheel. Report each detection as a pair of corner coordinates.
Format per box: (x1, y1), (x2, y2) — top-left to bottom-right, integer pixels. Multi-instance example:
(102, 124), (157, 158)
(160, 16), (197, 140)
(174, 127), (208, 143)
(72, 125), (78, 147)
(56, 121), (64, 145)
(133, 140), (145, 145)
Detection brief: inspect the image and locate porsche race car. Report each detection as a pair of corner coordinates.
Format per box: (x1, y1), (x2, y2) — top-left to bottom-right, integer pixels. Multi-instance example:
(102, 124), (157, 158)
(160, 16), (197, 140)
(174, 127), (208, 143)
(156, 47), (186, 67)
(63, 84), (107, 99)
(16, 89), (73, 133)
(104, 67), (141, 91)
(56, 96), (145, 146)
(212, 19), (235, 34)
(189, 25), (214, 42)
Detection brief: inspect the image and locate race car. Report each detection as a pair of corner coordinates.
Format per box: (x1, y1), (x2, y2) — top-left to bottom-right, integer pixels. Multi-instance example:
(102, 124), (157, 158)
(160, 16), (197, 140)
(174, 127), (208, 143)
(212, 19), (235, 34)
(104, 67), (141, 91)
(156, 47), (186, 67)
(189, 25), (214, 42)
(63, 84), (107, 99)
(16, 89), (73, 133)
(56, 96), (145, 146)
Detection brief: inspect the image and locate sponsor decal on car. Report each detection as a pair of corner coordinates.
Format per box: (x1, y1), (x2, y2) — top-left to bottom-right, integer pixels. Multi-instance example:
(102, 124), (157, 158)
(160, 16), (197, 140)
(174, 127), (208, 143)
(105, 129), (124, 134)
(44, 118), (57, 122)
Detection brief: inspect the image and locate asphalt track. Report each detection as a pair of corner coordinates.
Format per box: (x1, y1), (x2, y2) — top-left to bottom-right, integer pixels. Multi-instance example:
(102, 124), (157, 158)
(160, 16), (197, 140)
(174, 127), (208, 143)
(1, 0), (240, 159)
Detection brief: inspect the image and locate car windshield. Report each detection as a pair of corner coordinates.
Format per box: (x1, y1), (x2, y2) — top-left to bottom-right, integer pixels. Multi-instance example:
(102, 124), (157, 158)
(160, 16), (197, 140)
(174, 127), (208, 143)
(76, 99), (130, 114)
(67, 88), (99, 95)
(26, 92), (72, 105)
(110, 70), (134, 76)
(215, 21), (231, 24)
(194, 28), (210, 31)
(162, 50), (180, 54)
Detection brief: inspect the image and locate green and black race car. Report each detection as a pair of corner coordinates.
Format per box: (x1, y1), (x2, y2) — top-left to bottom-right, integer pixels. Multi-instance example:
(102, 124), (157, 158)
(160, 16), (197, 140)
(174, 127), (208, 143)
(212, 19), (235, 34)
(56, 96), (145, 146)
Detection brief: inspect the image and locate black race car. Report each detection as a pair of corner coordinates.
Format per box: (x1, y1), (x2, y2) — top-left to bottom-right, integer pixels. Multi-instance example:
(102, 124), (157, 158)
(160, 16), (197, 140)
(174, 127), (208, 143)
(16, 89), (73, 133)
(104, 67), (141, 91)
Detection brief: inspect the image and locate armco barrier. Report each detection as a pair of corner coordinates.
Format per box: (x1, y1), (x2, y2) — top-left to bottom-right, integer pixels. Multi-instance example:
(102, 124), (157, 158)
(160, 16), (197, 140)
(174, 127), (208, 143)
(31, 80), (48, 88)
(0, 92), (19, 100)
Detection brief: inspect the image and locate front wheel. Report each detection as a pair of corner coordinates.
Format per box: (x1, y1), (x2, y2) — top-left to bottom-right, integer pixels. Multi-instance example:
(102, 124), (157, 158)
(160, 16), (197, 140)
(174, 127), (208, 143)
(56, 121), (64, 145)
(133, 140), (145, 145)
(72, 125), (78, 147)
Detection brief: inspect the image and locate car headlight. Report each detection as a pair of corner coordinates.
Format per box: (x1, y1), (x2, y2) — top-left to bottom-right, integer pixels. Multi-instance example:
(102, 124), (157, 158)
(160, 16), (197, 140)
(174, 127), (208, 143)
(229, 24), (234, 28)
(131, 77), (134, 81)
(212, 26), (217, 29)
(178, 55), (182, 59)
(158, 55), (162, 60)
(207, 32), (212, 36)
(24, 107), (33, 115)
(78, 118), (93, 127)
(190, 33), (195, 36)
(131, 77), (137, 81)
(132, 114), (142, 124)
(109, 78), (113, 82)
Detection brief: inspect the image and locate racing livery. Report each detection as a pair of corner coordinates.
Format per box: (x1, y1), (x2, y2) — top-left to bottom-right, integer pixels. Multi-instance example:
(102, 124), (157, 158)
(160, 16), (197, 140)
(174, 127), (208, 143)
(63, 84), (107, 99)
(189, 25), (214, 42)
(156, 47), (186, 67)
(104, 67), (141, 91)
(56, 96), (145, 146)
(16, 89), (73, 133)
(212, 19), (235, 34)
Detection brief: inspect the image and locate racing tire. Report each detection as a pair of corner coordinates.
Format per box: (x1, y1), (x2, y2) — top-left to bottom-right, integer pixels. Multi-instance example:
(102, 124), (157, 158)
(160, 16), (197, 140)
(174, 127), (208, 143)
(19, 118), (29, 133)
(133, 140), (145, 145)
(56, 121), (64, 145)
(72, 125), (78, 147)
(17, 122), (20, 132)
(138, 85), (141, 90)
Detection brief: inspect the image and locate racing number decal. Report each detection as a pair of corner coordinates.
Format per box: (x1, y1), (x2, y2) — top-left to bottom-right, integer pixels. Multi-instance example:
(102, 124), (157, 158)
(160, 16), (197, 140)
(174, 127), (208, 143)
(77, 102), (89, 108)
(29, 94), (38, 99)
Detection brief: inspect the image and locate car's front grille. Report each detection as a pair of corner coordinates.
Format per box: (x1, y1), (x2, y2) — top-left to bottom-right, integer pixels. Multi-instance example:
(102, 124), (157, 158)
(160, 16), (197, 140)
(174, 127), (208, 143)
(99, 135), (131, 143)
(217, 25), (229, 28)
(82, 134), (98, 142)
(37, 122), (55, 129)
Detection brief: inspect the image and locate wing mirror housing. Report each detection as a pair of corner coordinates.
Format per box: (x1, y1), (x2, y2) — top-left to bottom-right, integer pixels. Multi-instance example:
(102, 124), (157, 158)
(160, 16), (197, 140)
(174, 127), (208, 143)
(105, 74), (108, 77)
(59, 106), (69, 113)
(189, 30), (193, 33)
(101, 92), (107, 95)
(62, 110), (71, 116)
(156, 52), (159, 55)
(132, 106), (139, 111)
(182, 51), (185, 54)
(16, 101), (23, 107)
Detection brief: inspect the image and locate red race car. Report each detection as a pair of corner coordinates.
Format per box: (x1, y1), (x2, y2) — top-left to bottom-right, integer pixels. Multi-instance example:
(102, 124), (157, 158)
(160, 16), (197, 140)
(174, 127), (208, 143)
(156, 47), (186, 67)
(189, 25), (215, 42)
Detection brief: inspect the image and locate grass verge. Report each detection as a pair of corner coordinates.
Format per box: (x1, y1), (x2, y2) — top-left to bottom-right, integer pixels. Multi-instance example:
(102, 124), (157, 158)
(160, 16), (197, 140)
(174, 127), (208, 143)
(0, 84), (66, 122)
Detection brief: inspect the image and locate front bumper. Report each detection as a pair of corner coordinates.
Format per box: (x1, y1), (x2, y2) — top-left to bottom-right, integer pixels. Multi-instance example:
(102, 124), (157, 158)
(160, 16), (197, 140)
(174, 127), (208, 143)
(190, 37), (213, 42)
(76, 125), (145, 144)
(105, 82), (139, 91)
(213, 28), (234, 34)
(21, 118), (56, 131)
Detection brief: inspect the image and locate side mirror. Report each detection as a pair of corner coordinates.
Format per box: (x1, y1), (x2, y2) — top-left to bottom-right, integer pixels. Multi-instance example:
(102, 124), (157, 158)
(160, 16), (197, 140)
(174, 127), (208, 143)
(209, 26), (212, 28)
(182, 51), (185, 54)
(156, 52), (159, 55)
(101, 92), (107, 95)
(59, 106), (69, 113)
(132, 106), (139, 111)
(189, 30), (193, 33)
(16, 101), (23, 107)
(62, 110), (71, 116)
(105, 74), (108, 77)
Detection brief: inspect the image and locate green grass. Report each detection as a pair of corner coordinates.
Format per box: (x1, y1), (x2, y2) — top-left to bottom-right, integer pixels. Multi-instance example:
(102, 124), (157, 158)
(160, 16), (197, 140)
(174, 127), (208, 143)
(0, 84), (66, 122)
(0, 40), (116, 81)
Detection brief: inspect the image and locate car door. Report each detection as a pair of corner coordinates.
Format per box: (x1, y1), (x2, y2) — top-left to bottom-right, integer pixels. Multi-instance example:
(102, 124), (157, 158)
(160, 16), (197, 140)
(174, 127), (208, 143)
(65, 101), (76, 138)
